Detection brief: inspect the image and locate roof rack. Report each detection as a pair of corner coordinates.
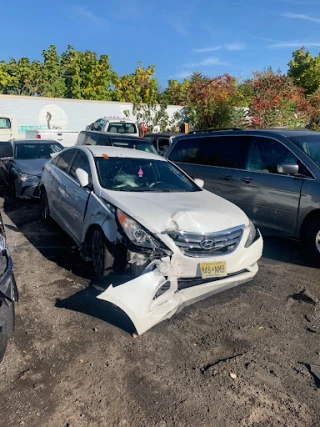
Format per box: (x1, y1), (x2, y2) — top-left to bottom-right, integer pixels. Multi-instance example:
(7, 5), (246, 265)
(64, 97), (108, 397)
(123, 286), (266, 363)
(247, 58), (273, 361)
(188, 127), (243, 134)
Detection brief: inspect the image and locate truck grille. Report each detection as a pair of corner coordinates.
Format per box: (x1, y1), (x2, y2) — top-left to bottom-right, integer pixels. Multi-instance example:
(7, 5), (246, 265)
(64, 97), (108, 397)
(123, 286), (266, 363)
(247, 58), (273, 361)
(166, 225), (245, 257)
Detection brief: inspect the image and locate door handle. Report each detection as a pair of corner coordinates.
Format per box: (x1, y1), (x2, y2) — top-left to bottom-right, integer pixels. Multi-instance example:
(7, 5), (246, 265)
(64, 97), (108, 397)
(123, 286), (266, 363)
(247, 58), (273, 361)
(241, 177), (252, 184)
(221, 174), (232, 181)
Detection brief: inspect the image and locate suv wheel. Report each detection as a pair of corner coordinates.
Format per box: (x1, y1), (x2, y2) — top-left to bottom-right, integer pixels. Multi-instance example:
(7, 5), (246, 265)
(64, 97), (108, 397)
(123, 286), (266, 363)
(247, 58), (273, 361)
(91, 228), (114, 277)
(304, 218), (320, 261)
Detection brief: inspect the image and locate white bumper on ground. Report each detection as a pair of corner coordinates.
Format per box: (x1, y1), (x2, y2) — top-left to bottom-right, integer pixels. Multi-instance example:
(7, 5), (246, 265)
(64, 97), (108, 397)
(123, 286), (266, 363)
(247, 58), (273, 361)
(97, 232), (263, 335)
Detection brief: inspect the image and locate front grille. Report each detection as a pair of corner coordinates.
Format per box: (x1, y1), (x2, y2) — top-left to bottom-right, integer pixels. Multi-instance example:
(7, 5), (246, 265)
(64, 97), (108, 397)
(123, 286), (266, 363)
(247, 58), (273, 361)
(166, 225), (245, 257)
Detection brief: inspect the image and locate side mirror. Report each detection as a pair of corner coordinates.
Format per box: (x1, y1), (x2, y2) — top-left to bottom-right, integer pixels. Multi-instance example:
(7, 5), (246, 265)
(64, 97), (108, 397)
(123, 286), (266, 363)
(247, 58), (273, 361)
(194, 178), (204, 188)
(76, 168), (89, 187)
(277, 163), (299, 175)
(89, 123), (95, 131)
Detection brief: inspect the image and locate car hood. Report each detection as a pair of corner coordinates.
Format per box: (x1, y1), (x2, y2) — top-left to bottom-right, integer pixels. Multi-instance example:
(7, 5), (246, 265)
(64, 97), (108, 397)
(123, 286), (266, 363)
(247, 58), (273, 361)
(13, 159), (48, 176)
(100, 189), (249, 234)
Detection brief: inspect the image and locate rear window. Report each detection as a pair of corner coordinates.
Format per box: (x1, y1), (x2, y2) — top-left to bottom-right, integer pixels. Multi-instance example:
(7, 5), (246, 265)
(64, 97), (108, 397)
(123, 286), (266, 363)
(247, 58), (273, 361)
(107, 122), (137, 134)
(15, 143), (63, 159)
(110, 138), (157, 154)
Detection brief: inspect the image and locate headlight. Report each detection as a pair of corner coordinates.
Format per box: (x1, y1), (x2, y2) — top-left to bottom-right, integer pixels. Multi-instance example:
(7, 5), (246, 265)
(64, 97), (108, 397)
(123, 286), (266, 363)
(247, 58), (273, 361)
(245, 220), (257, 248)
(117, 209), (171, 254)
(19, 173), (39, 182)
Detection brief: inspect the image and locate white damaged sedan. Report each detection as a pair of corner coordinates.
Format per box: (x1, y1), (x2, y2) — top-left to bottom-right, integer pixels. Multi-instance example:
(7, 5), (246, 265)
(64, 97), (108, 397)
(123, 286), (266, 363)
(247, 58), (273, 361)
(40, 146), (263, 334)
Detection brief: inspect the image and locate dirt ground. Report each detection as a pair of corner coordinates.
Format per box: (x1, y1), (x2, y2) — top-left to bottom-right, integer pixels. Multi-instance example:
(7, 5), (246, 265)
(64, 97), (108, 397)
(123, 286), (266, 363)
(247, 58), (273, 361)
(0, 184), (319, 427)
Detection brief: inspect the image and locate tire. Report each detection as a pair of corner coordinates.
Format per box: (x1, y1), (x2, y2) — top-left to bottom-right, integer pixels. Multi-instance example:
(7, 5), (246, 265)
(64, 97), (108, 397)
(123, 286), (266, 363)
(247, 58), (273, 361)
(0, 299), (15, 363)
(91, 228), (114, 278)
(303, 218), (320, 261)
(39, 188), (50, 221)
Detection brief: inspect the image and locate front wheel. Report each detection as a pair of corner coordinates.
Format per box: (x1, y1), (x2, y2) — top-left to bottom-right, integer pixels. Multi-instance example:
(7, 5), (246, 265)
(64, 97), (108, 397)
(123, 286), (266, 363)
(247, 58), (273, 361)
(303, 218), (320, 261)
(91, 228), (114, 278)
(39, 189), (50, 221)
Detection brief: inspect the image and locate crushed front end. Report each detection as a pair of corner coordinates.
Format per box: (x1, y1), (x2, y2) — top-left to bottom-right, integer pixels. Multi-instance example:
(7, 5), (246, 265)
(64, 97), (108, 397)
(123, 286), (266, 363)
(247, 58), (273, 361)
(97, 210), (263, 335)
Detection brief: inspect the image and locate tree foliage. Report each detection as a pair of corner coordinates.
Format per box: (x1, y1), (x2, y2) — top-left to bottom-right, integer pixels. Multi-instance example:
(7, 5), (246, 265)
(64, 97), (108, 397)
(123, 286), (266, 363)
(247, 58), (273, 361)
(288, 48), (320, 95)
(246, 68), (311, 128)
(112, 63), (158, 105)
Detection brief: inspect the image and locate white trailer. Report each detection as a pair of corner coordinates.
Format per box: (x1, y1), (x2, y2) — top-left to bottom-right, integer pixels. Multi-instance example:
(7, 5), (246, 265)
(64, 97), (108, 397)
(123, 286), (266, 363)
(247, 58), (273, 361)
(0, 95), (183, 145)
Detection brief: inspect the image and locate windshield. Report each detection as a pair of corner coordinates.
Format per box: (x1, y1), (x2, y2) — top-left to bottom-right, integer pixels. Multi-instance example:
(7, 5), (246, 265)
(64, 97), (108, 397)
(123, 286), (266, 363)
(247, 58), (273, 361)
(0, 118), (11, 129)
(107, 122), (137, 134)
(290, 135), (320, 166)
(15, 143), (63, 160)
(110, 138), (157, 154)
(95, 157), (201, 192)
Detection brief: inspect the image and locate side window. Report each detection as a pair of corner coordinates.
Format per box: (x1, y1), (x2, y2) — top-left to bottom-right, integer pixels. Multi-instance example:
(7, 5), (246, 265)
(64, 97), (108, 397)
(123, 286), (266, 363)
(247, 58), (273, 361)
(76, 132), (87, 146)
(87, 133), (101, 146)
(203, 136), (250, 169)
(168, 138), (203, 164)
(247, 137), (298, 174)
(51, 154), (60, 166)
(158, 138), (170, 153)
(93, 119), (105, 131)
(97, 135), (110, 146)
(56, 150), (76, 173)
(70, 151), (92, 184)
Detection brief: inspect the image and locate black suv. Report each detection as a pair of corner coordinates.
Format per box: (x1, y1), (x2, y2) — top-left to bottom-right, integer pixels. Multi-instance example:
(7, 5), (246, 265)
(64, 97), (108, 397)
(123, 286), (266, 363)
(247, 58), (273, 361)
(76, 131), (157, 155)
(165, 129), (320, 260)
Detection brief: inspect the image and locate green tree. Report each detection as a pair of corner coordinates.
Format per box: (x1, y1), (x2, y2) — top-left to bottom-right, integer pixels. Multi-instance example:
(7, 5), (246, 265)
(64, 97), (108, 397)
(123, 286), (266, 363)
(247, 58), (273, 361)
(61, 46), (115, 100)
(288, 48), (320, 95)
(112, 63), (159, 104)
(39, 45), (66, 97)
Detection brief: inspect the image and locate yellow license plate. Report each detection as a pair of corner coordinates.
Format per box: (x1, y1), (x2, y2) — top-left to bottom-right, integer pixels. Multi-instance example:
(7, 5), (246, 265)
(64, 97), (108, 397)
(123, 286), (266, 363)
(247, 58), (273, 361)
(200, 261), (227, 279)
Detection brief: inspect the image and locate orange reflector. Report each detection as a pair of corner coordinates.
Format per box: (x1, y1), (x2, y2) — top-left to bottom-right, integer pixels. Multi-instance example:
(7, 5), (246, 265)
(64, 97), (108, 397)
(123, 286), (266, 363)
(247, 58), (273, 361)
(117, 210), (127, 225)
(102, 154), (109, 159)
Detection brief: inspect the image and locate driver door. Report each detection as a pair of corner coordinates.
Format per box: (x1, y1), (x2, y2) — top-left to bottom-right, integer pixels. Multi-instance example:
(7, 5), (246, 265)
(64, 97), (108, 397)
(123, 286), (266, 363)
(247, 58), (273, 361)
(235, 136), (305, 235)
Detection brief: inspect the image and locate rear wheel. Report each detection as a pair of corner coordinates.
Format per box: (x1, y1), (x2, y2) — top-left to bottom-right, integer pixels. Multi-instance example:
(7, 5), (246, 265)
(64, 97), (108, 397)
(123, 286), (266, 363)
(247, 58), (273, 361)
(91, 228), (114, 278)
(303, 218), (320, 261)
(0, 299), (15, 363)
(39, 188), (50, 221)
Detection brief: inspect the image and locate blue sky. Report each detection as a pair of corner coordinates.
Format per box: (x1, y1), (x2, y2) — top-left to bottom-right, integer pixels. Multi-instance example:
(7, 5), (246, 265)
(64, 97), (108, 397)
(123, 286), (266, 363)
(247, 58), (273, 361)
(2, 0), (320, 87)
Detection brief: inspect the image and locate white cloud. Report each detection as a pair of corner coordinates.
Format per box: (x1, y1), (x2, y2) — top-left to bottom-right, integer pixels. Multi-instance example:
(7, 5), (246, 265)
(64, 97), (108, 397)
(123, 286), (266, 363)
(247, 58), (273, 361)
(175, 71), (193, 79)
(269, 40), (320, 47)
(183, 56), (228, 67)
(281, 13), (320, 23)
(193, 43), (246, 53)
(71, 6), (107, 27)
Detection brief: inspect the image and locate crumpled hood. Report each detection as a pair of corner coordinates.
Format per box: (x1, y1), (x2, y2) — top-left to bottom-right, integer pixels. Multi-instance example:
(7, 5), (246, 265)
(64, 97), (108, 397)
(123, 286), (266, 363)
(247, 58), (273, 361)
(13, 159), (48, 176)
(101, 189), (249, 234)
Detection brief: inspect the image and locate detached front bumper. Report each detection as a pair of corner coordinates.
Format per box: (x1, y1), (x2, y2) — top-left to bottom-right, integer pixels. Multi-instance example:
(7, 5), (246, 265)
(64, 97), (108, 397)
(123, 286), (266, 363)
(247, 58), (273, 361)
(97, 231), (263, 335)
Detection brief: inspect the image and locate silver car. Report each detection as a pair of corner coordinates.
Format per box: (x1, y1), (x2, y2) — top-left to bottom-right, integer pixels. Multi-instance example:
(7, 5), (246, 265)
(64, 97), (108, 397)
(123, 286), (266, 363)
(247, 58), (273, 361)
(0, 140), (63, 198)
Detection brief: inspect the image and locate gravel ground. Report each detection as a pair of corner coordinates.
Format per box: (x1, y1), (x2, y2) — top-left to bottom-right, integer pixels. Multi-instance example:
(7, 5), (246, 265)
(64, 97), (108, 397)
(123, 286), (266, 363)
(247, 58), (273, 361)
(0, 185), (319, 427)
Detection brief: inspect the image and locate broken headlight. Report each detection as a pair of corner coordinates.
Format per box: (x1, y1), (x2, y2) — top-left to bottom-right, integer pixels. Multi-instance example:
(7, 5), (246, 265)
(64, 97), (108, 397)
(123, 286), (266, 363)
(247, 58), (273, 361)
(245, 220), (258, 248)
(117, 209), (171, 254)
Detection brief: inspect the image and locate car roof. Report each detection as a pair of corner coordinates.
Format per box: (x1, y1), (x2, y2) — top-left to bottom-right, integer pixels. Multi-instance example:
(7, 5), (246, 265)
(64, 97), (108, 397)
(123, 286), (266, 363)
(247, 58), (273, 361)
(145, 132), (184, 137)
(184, 129), (319, 138)
(80, 131), (149, 143)
(83, 146), (165, 160)
(14, 139), (61, 144)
